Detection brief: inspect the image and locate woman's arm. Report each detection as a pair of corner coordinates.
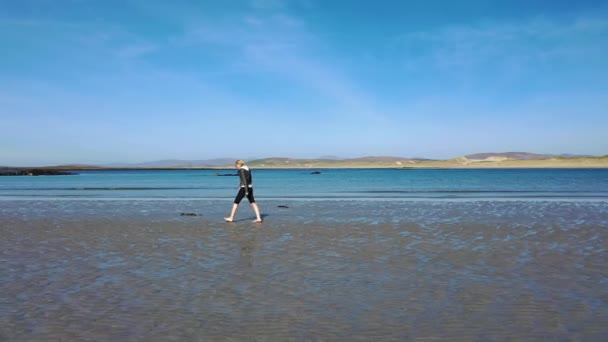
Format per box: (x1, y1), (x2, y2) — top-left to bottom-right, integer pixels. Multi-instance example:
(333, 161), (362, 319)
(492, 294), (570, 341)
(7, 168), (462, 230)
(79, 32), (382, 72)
(238, 169), (248, 193)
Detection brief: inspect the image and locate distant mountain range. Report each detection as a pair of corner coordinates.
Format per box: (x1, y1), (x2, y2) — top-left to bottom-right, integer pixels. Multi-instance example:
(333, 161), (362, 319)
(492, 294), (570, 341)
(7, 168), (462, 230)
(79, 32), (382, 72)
(103, 158), (237, 168)
(87, 156), (435, 168)
(464, 152), (593, 160)
(101, 152), (593, 168)
(4, 152), (607, 169)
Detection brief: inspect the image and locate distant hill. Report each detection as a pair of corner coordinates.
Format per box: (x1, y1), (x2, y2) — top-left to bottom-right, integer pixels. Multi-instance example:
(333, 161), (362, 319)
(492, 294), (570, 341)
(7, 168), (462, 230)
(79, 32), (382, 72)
(249, 157), (339, 166)
(104, 158), (236, 168)
(556, 153), (595, 158)
(348, 156), (415, 162)
(465, 152), (593, 160)
(9, 153), (607, 169)
(249, 156), (421, 168)
(44, 164), (105, 169)
(251, 156), (417, 164)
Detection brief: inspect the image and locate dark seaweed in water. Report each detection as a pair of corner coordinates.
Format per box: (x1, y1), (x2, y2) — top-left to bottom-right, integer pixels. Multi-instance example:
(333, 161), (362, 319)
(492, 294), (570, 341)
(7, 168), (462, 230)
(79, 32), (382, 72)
(215, 173), (238, 176)
(0, 168), (76, 176)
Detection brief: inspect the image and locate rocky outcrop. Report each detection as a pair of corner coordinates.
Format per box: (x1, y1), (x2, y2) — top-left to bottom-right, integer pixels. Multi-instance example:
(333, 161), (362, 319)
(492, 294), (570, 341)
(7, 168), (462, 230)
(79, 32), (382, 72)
(0, 169), (77, 176)
(180, 212), (200, 216)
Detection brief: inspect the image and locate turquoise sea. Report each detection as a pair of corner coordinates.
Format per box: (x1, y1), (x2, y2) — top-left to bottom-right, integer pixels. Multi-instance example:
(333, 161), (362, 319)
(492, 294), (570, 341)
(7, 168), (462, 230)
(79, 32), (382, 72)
(2, 168), (608, 201)
(2, 168), (607, 226)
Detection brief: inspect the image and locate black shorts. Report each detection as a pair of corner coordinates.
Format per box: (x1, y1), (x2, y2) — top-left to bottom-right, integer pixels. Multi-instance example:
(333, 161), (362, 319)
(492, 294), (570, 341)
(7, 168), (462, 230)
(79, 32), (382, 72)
(234, 187), (255, 204)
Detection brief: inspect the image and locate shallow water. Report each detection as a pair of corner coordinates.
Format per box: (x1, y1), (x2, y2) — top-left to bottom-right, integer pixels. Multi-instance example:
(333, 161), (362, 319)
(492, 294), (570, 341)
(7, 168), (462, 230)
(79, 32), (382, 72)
(1, 200), (608, 340)
(2, 168), (608, 200)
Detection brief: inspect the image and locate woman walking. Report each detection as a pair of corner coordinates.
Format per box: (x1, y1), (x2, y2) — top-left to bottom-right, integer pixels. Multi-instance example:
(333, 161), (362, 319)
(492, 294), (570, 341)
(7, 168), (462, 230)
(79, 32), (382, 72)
(224, 160), (263, 223)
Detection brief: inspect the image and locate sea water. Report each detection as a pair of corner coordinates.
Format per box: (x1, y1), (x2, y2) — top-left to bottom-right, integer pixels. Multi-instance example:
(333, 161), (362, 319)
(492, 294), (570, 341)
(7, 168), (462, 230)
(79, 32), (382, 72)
(2, 168), (607, 225)
(1, 168), (607, 200)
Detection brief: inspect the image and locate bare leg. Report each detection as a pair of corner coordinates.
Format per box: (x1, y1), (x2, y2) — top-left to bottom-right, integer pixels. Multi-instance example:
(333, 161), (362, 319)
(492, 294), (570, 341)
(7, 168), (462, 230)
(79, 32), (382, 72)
(251, 202), (262, 222)
(224, 204), (238, 222)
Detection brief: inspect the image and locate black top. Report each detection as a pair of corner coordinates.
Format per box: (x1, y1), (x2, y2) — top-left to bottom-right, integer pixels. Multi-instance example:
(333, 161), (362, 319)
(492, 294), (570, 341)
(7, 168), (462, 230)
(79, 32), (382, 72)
(238, 167), (252, 188)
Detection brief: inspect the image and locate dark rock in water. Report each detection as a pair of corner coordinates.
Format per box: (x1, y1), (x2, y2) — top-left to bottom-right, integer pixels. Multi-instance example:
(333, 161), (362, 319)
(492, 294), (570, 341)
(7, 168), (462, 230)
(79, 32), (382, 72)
(0, 169), (77, 176)
(310, 171), (322, 174)
(278, 205), (289, 209)
(31, 169), (76, 176)
(180, 212), (199, 216)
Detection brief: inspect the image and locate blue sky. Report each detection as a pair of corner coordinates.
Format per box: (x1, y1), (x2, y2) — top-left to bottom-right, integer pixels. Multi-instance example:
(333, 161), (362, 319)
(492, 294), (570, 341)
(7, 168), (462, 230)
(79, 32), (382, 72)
(1, 0), (607, 166)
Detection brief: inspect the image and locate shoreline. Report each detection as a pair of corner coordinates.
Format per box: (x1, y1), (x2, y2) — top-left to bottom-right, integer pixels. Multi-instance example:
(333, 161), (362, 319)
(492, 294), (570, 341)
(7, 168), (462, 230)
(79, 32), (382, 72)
(2, 165), (608, 172)
(3, 155), (608, 170)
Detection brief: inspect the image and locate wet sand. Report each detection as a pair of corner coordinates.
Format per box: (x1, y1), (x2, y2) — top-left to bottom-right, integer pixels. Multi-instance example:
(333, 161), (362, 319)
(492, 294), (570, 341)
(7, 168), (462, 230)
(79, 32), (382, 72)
(2, 202), (608, 340)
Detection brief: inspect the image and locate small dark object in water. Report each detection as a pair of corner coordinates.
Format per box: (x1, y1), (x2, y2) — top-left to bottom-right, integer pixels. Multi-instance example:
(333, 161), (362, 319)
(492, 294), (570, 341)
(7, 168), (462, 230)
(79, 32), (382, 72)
(0, 168), (76, 176)
(215, 173), (238, 176)
(277, 205), (289, 209)
(180, 212), (199, 216)
(310, 171), (321, 174)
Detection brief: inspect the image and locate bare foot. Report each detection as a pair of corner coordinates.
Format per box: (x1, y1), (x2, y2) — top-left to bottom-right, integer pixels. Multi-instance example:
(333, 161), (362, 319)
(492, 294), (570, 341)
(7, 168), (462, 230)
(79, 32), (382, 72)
(224, 217), (234, 222)
(253, 219), (263, 223)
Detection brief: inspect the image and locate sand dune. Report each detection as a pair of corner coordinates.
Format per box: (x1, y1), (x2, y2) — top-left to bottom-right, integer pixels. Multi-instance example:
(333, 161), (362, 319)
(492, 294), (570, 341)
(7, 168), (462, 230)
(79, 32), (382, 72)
(6, 155), (607, 170)
(248, 156), (608, 168)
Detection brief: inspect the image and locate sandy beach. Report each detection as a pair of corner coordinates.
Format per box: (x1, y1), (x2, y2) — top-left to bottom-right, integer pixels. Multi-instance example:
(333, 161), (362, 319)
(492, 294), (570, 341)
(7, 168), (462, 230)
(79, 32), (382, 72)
(2, 200), (607, 340)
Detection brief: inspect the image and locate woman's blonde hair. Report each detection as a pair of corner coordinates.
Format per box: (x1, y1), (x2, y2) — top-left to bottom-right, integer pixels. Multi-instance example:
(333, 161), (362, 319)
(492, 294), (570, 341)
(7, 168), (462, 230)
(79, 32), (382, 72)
(235, 160), (245, 167)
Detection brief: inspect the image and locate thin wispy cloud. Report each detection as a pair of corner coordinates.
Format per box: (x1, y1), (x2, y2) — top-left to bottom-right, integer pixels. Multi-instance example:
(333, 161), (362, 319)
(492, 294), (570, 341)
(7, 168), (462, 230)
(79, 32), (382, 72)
(250, 0), (287, 11)
(113, 42), (159, 59)
(173, 5), (384, 125)
(398, 12), (608, 72)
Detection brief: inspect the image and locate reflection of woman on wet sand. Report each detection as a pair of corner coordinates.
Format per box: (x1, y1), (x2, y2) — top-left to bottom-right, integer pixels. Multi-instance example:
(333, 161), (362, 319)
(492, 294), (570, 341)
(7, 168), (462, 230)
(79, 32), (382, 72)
(224, 160), (263, 223)
(229, 230), (258, 269)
